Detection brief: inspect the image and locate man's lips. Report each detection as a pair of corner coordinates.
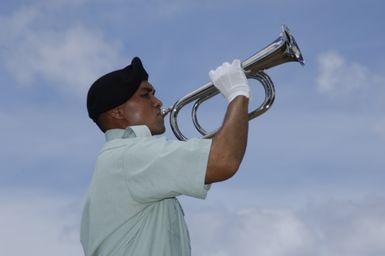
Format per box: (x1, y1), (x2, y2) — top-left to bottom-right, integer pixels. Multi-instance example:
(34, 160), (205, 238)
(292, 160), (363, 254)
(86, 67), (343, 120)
(156, 110), (164, 118)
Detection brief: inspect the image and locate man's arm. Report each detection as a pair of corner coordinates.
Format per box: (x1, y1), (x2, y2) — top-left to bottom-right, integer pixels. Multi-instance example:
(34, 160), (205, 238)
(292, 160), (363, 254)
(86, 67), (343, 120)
(204, 59), (250, 184)
(205, 95), (249, 183)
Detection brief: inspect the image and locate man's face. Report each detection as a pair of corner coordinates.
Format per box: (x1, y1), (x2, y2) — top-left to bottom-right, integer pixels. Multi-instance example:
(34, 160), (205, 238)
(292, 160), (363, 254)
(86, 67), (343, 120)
(119, 81), (165, 135)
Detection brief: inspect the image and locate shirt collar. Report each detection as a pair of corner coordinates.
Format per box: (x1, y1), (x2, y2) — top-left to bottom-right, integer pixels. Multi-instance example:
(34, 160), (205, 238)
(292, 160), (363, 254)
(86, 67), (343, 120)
(105, 125), (152, 141)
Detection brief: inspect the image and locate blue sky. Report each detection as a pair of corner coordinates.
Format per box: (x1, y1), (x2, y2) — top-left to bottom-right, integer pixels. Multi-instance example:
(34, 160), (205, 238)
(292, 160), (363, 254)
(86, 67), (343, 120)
(1, 0), (385, 255)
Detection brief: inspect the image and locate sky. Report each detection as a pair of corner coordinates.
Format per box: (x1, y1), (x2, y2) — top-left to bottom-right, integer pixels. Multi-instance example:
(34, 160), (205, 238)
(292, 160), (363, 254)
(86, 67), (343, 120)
(0, 0), (384, 255)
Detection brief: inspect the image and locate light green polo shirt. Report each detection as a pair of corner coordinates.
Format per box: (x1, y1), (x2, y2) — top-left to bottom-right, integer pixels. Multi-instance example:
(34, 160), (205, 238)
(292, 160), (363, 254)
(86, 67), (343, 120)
(80, 125), (212, 256)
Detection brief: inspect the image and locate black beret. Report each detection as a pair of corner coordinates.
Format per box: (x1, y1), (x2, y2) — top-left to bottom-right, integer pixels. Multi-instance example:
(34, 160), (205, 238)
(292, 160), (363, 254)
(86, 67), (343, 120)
(87, 57), (149, 122)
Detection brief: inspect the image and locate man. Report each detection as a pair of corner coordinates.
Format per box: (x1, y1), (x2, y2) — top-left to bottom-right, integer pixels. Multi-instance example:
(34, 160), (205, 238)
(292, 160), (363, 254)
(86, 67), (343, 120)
(81, 57), (250, 256)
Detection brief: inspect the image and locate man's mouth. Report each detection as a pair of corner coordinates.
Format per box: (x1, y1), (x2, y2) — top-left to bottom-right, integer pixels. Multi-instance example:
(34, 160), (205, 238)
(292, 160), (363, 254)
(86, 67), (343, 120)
(156, 110), (164, 119)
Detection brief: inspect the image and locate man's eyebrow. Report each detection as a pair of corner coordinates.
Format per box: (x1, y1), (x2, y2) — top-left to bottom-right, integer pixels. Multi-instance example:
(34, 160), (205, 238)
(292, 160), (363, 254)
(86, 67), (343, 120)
(141, 86), (155, 94)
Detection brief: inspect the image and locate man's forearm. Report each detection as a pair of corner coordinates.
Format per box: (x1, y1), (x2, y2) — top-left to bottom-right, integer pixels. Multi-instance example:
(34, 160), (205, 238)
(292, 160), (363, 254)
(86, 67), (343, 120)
(205, 96), (249, 183)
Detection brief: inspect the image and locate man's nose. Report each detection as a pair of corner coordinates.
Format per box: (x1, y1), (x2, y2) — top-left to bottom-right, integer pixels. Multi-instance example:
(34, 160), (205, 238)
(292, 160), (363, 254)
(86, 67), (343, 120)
(152, 95), (163, 107)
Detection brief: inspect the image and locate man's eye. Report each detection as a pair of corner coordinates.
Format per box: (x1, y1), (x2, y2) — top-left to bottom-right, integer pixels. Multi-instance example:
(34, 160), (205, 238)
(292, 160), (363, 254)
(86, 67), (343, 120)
(141, 93), (150, 98)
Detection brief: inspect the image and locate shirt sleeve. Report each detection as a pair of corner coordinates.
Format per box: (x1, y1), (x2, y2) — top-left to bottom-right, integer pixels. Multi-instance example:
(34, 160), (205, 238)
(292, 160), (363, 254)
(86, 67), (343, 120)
(123, 137), (212, 203)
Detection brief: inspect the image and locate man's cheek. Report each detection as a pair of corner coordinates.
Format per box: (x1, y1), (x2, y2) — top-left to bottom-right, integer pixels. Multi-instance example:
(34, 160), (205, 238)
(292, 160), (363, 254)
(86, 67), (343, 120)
(126, 110), (144, 124)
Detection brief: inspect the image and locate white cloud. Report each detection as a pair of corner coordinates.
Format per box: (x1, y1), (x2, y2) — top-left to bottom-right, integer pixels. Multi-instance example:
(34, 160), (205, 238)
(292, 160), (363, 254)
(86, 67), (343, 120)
(188, 207), (313, 256)
(2, 188), (385, 256)
(186, 198), (385, 256)
(316, 51), (370, 97)
(0, 1), (124, 95)
(315, 51), (385, 101)
(314, 51), (385, 142)
(0, 190), (84, 256)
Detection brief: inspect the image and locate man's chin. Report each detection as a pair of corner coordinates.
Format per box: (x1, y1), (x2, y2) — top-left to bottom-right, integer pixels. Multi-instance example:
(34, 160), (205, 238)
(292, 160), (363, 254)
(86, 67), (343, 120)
(151, 126), (166, 135)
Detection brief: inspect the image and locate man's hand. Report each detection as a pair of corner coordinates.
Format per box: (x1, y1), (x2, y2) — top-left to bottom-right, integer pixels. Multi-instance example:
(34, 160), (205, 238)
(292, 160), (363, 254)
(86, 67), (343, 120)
(209, 59), (250, 103)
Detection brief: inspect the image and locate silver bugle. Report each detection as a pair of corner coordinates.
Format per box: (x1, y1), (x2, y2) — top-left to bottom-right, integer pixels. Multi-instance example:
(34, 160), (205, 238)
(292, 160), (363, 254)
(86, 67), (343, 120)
(162, 25), (304, 141)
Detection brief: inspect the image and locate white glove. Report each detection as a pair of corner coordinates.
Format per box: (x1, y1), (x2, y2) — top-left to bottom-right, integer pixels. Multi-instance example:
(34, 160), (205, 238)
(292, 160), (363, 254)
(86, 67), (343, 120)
(209, 59), (250, 103)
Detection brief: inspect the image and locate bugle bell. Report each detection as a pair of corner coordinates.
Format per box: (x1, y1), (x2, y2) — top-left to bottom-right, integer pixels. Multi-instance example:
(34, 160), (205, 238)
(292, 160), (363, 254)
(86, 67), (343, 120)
(162, 25), (305, 141)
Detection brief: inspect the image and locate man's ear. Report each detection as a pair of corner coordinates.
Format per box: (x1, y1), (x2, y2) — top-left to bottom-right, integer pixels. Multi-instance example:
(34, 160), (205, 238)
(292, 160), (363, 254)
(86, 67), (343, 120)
(109, 107), (125, 120)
